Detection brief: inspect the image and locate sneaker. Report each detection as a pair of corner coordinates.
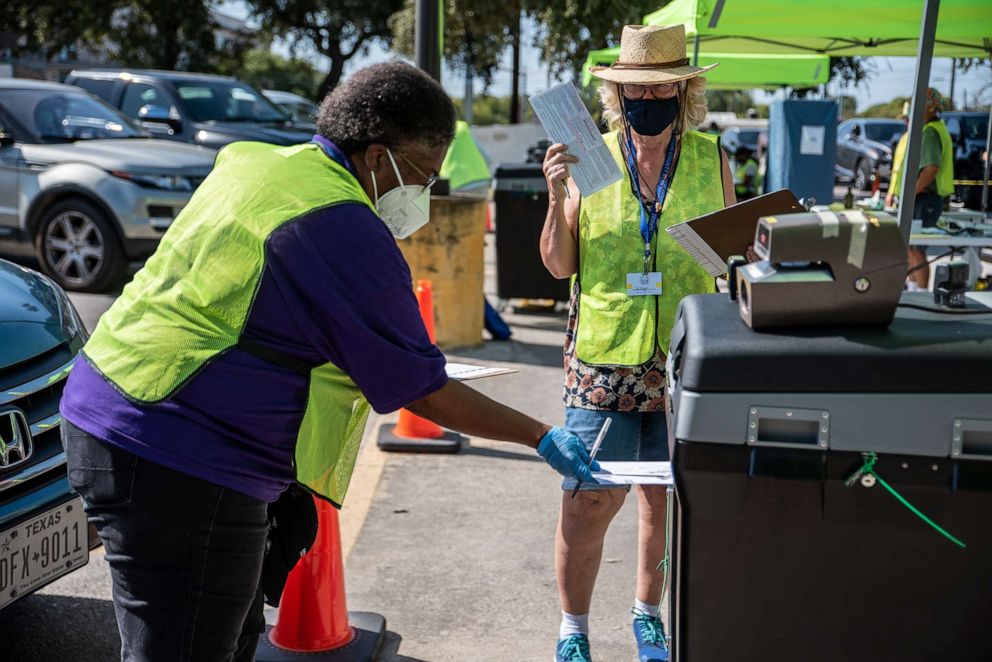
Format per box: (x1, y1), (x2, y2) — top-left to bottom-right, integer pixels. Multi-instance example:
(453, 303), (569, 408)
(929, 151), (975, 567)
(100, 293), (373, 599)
(555, 633), (592, 662)
(631, 609), (669, 662)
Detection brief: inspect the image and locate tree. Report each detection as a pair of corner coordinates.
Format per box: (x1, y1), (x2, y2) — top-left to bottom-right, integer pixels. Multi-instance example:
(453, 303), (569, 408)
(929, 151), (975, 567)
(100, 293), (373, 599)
(107, 0), (226, 71)
(862, 96), (910, 119)
(218, 50), (322, 98)
(247, 0), (403, 98)
(3, 0), (251, 72)
(530, 0), (662, 80)
(1, 0), (116, 60)
(390, 0), (515, 86)
(791, 56), (872, 98)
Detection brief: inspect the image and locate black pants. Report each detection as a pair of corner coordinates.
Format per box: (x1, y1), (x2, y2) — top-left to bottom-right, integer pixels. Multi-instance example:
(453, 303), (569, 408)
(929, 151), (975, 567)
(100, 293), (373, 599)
(63, 421), (269, 662)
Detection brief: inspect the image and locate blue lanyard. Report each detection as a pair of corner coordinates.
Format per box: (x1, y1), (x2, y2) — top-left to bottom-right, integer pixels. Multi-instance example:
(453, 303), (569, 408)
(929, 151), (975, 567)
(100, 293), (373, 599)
(623, 132), (677, 272)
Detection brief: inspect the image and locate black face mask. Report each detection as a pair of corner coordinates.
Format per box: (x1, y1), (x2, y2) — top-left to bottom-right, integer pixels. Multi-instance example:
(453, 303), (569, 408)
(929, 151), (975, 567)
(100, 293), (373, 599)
(623, 96), (679, 137)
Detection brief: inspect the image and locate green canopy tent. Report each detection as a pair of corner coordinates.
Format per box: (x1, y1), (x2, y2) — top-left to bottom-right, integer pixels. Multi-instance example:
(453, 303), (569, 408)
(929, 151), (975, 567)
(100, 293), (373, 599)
(581, 48), (831, 89)
(644, 0), (992, 58)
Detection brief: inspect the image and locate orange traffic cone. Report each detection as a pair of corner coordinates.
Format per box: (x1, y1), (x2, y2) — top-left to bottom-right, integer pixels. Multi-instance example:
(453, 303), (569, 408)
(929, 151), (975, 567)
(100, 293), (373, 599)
(377, 280), (464, 453)
(256, 497), (385, 661)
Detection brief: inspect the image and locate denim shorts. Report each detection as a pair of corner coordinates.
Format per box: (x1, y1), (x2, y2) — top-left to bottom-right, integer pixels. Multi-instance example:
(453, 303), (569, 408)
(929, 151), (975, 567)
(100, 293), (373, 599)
(561, 407), (669, 491)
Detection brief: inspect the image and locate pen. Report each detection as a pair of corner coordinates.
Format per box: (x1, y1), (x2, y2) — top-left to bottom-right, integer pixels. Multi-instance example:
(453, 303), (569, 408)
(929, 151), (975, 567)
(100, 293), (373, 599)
(571, 418), (611, 499)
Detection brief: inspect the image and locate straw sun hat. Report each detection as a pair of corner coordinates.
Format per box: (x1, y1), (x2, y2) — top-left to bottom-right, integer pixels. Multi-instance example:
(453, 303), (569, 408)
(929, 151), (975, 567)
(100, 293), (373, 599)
(590, 24), (717, 85)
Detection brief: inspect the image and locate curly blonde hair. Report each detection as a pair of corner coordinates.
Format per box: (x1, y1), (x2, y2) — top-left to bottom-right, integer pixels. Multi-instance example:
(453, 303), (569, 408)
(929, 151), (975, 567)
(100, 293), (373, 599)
(597, 77), (709, 135)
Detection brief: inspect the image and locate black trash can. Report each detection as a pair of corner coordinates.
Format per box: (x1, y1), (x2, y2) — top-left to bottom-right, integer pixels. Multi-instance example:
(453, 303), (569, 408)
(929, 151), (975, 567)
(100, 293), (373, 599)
(493, 163), (570, 302)
(665, 292), (992, 662)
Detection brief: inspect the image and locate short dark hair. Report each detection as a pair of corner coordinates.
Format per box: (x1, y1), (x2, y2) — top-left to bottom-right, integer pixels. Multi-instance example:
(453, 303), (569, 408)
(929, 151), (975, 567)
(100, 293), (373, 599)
(317, 62), (456, 155)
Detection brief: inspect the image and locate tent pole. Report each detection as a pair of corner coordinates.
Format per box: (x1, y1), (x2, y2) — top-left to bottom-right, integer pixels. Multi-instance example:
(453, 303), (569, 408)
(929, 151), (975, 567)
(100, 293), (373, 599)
(692, 34), (700, 66)
(982, 103), (991, 215)
(897, 0), (941, 245)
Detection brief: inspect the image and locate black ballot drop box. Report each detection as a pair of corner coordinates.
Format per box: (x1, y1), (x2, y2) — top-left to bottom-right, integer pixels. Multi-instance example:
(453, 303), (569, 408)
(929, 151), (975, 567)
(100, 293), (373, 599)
(492, 163), (570, 302)
(665, 292), (992, 662)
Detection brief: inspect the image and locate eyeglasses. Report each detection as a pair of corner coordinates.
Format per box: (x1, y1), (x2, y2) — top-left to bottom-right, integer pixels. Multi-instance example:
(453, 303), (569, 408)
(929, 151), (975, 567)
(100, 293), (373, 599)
(623, 83), (680, 100)
(395, 150), (439, 193)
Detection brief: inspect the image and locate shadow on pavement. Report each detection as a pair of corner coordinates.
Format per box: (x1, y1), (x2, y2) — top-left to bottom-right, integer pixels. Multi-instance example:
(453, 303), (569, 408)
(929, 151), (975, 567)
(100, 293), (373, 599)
(461, 444), (544, 463)
(378, 630), (431, 662)
(450, 339), (564, 370)
(2, 593), (120, 661)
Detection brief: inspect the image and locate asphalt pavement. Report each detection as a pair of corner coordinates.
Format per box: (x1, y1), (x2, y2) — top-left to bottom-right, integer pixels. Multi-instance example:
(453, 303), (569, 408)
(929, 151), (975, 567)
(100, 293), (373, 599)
(1, 240), (649, 661)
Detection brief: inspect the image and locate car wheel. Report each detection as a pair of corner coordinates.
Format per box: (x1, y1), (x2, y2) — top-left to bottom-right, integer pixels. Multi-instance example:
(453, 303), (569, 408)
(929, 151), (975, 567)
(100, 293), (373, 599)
(35, 198), (126, 292)
(854, 160), (872, 191)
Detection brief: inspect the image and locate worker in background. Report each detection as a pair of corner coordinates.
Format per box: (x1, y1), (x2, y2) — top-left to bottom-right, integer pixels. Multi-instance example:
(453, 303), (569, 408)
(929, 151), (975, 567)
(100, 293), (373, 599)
(733, 145), (760, 201)
(887, 88), (955, 290)
(885, 101), (910, 209)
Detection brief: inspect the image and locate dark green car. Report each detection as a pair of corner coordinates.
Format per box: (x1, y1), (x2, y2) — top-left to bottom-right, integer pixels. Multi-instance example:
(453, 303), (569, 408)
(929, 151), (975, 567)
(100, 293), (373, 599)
(0, 257), (97, 610)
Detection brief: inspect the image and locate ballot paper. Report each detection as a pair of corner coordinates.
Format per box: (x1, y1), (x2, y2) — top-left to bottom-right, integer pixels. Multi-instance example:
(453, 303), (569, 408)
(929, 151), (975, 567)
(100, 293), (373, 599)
(666, 223), (727, 276)
(592, 461), (674, 486)
(445, 362), (517, 381)
(528, 82), (623, 196)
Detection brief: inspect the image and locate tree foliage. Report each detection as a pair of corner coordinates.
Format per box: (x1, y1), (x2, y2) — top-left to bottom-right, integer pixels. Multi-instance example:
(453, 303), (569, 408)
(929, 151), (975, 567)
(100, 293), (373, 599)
(390, 0), (515, 86)
(530, 0), (664, 80)
(247, 0), (403, 98)
(1, 0), (115, 59)
(861, 96), (910, 119)
(3, 0), (251, 72)
(217, 49), (321, 98)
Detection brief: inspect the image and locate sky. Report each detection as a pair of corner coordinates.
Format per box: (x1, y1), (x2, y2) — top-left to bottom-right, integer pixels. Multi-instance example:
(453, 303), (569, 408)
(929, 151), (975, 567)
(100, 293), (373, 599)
(218, 2), (992, 113)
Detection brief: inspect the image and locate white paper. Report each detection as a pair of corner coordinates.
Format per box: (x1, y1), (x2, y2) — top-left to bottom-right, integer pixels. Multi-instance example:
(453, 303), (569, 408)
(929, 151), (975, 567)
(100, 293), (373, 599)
(445, 362), (517, 381)
(800, 125), (825, 155)
(528, 82), (623, 196)
(591, 461), (674, 486)
(666, 223), (726, 277)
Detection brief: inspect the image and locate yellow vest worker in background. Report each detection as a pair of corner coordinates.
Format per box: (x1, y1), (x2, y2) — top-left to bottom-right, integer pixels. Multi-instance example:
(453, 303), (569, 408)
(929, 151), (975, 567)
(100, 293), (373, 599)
(440, 120), (491, 193)
(539, 24), (735, 662)
(887, 88), (955, 290)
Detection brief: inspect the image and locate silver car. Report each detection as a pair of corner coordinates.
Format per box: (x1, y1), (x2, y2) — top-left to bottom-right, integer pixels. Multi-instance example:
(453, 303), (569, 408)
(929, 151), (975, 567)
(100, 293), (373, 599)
(0, 79), (216, 291)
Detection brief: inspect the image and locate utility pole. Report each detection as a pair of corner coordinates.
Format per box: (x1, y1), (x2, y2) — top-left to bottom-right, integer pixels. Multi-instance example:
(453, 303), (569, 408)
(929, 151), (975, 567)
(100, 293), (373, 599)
(415, 0), (443, 82)
(509, 4), (521, 124)
(949, 58), (956, 109)
(464, 65), (474, 124)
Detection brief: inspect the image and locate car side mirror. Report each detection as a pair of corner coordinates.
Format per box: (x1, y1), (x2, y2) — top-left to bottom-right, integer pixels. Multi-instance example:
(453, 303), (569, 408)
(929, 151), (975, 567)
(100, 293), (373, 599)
(138, 104), (181, 132)
(0, 128), (13, 147)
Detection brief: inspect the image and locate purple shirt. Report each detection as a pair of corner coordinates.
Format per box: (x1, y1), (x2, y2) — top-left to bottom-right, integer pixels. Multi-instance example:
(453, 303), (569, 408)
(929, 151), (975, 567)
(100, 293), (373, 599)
(61, 140), (447, 502)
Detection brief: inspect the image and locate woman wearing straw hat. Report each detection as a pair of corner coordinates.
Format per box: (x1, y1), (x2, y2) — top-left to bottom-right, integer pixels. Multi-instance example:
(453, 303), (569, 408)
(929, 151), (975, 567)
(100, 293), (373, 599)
(540, 24), (735, 662)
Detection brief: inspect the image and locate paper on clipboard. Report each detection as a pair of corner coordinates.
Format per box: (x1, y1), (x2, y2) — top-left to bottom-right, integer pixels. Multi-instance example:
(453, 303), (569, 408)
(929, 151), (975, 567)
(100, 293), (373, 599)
(591, 461), (673, 486)
(528, 82), (623, 197)
(445, 362), (517, 381)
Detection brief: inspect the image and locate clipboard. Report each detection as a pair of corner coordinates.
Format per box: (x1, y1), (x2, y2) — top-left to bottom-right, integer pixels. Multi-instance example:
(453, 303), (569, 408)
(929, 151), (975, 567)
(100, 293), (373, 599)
(666, 189), (803, 276)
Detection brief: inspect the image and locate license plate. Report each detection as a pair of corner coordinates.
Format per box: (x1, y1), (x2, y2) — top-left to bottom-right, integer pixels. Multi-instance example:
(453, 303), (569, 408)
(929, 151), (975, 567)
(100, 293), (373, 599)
(0, 498), (89, 608)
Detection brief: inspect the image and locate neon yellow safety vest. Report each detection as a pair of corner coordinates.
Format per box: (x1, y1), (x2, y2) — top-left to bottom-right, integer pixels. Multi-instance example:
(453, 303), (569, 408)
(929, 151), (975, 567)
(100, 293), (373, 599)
(574, 130), (724, 366)
(890, 119), (955, 197)
(734, 158), (760, 196)
(82, 141), (376, 506)
(440, 120), (491, 191)
(889, 131), (909, 195)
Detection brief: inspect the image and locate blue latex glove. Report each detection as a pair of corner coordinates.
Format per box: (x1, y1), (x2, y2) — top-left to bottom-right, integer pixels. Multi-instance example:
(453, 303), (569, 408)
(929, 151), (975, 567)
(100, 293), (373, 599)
(537, 426), (601, 483)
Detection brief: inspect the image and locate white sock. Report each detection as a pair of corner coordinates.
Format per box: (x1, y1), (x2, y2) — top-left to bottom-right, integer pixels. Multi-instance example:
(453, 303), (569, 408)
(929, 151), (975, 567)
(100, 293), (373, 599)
(633, 598), (660, 619)
(559, 611), (589, 639)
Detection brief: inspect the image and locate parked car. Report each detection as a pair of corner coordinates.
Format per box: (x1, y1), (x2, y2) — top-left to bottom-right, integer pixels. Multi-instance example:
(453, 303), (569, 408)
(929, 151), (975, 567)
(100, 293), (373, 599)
(941, 111), (990, 210)
(66, 69), (314, 150)
(719, 125), (767, 161)
(835, 118), (905, 190)
(262, 89), (318, 130)
(0, 257), (99, 611)
(0, 79), (216, 291)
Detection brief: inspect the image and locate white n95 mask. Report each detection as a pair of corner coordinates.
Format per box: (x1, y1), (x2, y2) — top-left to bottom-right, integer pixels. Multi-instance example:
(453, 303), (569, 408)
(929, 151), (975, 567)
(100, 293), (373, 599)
(371, 149), (431, 239)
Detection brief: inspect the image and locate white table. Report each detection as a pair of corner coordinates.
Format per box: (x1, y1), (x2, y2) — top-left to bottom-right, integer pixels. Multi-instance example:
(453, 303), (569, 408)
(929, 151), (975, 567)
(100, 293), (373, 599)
(908, 232), (992, 286)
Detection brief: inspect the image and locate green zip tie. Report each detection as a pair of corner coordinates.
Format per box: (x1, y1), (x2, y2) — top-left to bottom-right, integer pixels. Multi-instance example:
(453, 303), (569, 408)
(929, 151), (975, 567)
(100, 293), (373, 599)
(846, 451), (966, 549)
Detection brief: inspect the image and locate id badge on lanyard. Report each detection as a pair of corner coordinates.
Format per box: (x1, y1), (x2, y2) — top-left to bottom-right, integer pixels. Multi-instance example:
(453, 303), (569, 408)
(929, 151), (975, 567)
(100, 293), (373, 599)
(624, 134), (676, 297)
